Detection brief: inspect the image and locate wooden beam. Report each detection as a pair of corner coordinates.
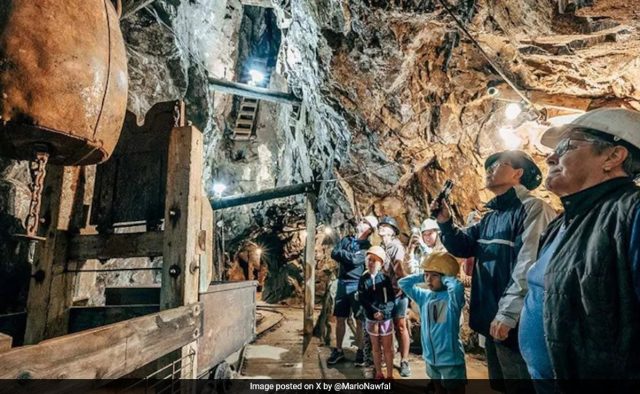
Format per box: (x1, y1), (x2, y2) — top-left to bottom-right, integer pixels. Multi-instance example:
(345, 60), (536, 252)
(68, 231), (164, 260)
(24, 166), (81, 344)
(208, 77), (301, 105)
(0, 333), (12, 353)
(303, 193), (317, 337)
(199, 196), (214, 291)
(160, 126), (204, 378)
(0, 303), (201, 379)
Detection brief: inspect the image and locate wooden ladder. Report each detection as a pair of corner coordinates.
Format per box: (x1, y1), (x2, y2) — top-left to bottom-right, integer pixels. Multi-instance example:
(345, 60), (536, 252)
(232, 97), (260, 141)
(232, 58), (272, 141)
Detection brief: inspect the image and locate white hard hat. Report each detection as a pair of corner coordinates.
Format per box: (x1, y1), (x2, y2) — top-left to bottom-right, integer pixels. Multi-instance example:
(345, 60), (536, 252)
(366, 245), (387, 263)
(541, 108), (640, 150)
(420, 219), (439, 233)
(362, 215), (378, 230)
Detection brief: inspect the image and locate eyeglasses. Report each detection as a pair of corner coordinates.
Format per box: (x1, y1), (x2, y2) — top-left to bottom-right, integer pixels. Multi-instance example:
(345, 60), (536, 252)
(486, 161), (513, 173)
(551, 137), (597, 158)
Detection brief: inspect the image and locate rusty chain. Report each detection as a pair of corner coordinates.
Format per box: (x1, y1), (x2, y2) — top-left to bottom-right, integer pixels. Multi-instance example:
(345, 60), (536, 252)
(25, 151), (49, 237)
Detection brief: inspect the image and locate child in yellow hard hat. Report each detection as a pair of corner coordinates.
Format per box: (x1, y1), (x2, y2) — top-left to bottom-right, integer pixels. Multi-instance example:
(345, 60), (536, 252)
(398, 251), (467, 393)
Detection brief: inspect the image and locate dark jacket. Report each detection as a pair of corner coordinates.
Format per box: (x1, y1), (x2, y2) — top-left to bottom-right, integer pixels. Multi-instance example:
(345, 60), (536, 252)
(331, 236), (370, 281)
(358, 271), (395, 320)
(540, 177), (640, 379)
(439, 185), (555, 347)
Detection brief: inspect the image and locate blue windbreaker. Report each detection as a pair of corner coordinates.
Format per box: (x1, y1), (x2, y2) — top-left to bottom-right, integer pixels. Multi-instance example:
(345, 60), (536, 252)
(399, 274), (465, 367)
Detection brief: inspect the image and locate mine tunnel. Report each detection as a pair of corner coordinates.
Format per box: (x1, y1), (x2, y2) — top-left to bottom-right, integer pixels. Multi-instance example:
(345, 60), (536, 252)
(0, 0), (640, 390)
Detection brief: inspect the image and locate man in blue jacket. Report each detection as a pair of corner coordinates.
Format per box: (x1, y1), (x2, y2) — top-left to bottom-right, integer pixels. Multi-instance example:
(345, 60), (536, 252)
(431, 150), (555, 393)
(327, 215), (378, 365)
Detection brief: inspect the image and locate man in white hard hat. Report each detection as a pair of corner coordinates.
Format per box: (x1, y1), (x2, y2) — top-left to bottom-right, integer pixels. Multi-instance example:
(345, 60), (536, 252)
(518, 108), (640, 386)
(327, 215), (378, 367)
(407, 218), (445, 274)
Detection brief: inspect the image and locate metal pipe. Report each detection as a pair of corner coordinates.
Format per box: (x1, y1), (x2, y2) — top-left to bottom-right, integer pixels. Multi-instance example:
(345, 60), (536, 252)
(211, 182), (318, 210)
(208, 77), (302, 105)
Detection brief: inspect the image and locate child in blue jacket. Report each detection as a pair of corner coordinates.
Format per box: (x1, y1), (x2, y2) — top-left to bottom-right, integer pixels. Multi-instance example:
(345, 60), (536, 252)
(398, 251), (466, 393)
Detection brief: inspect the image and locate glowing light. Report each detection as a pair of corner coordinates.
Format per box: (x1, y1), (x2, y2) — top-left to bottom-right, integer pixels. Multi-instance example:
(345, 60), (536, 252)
(324, 227), (333, 236)
(249, 69), (264, 84)
(256, 248), (262, 256)
(212, 183), (226, 197)
(499, 127), (523, 149)
(505, 103), (522, 120)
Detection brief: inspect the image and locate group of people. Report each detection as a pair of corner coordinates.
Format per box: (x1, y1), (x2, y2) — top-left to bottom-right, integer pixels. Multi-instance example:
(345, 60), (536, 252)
(326, 108), (640, 393)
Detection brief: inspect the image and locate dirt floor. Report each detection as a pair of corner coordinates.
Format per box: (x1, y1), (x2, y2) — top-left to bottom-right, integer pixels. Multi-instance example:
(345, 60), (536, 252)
(240, 305), (488, 381)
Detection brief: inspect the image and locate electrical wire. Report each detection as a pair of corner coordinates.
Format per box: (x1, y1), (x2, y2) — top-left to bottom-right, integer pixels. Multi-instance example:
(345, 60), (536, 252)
(435, 0), (544, 119)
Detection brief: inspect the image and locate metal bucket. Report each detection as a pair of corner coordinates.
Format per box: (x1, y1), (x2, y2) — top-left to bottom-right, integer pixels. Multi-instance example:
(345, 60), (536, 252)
(0, 0), (128, 165)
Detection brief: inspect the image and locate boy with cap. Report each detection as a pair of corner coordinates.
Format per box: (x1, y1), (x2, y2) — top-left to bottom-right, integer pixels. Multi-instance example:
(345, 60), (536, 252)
(399, 252), (466, 393)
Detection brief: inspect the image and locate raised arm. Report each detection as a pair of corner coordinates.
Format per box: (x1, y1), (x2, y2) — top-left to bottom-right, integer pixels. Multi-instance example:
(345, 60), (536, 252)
(398, 273), (432, 306)
(438, 219), (481, 259)
(331, 238), (357, 268)
(442, 275), (465, 312)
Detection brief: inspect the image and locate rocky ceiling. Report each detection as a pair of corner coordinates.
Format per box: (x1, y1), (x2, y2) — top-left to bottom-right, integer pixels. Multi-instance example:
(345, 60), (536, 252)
(204, 0), (640, 235)
(2, 0), (640, 307)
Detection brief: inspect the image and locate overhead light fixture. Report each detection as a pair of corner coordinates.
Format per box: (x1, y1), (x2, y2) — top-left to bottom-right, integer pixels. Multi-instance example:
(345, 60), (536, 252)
(248, 69), (264, 85)
(505, 103), (522, 120)
(212, 183), (226, 197)
(323, 227), (333, 236)
(499, 127), (523, 150)
(256, 248), (262, 256)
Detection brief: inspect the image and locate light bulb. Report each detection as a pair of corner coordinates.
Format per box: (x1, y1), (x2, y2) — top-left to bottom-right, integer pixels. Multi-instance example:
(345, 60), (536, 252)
(212, 183), (226, 197)
(248, 69), (264, 84)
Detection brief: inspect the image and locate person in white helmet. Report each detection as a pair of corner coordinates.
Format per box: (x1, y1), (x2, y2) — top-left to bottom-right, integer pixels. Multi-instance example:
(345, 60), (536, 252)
(407, 218), (446, 274)
(327, 215), (378, 366)
(520, 108), (640, 389)
(358, 245), (395, 380)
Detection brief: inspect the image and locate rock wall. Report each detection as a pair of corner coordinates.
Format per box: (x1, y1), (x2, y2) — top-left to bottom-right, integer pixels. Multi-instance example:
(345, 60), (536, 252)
(2, 0), (640, 310)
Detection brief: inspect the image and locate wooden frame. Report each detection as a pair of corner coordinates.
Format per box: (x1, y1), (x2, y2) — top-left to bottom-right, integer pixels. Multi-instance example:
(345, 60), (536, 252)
(0, 303), (201, 379)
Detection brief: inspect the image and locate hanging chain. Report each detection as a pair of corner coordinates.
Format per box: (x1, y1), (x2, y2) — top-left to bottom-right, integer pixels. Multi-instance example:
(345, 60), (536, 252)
(25, 151), (49, 237)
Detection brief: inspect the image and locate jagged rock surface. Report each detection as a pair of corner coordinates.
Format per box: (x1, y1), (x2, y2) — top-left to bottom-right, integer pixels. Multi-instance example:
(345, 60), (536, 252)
(2, 0), (640, 310)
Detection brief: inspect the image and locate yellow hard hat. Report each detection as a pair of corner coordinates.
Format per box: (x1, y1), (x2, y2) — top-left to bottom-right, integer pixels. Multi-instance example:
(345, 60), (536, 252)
(420, 251), (459, 276)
